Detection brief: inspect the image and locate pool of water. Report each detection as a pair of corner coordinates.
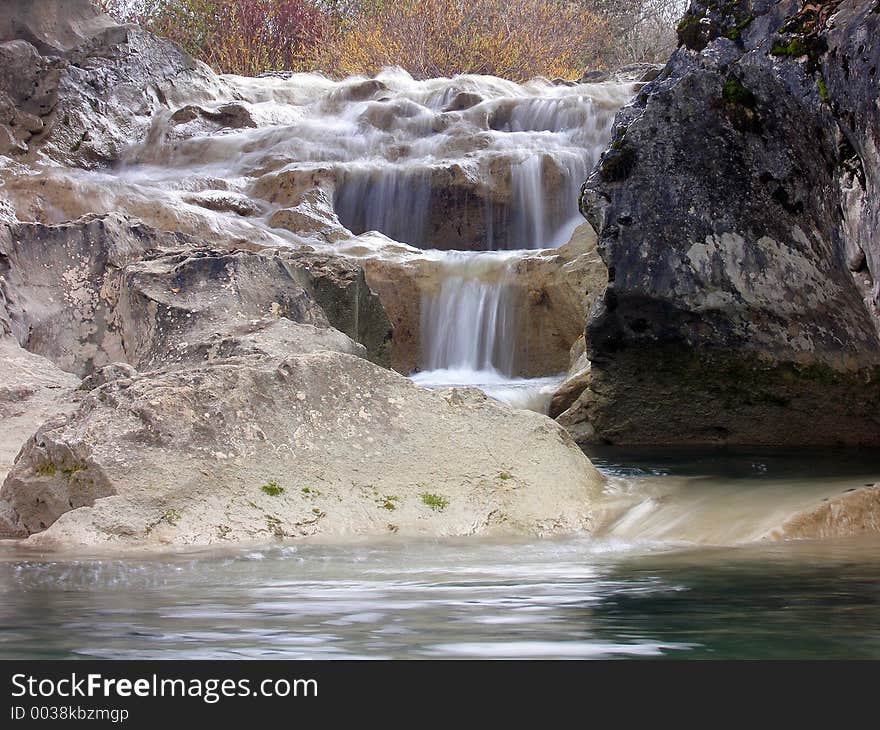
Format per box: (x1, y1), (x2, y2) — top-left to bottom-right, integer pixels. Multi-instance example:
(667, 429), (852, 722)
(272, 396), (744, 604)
(410, 368), (563, 413)
(2, 450), (880, 659)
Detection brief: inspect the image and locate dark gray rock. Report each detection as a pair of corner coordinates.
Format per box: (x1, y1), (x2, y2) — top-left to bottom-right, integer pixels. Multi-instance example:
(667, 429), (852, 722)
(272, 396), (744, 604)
(562, 0), (880, 446)
(283, 251), (394, 367)
(0, 0), (231, 167)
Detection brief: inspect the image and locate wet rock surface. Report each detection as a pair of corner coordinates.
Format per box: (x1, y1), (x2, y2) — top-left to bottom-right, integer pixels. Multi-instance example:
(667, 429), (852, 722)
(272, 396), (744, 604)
(550, 335), (591, 420)
(283, 250), (393, 367)
(569, 0), (880, 446)
(771, 484), (880, 540)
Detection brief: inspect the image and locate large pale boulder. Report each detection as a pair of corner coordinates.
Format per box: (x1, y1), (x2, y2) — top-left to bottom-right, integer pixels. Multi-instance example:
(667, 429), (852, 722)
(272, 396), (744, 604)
(0, 351), (605, 547)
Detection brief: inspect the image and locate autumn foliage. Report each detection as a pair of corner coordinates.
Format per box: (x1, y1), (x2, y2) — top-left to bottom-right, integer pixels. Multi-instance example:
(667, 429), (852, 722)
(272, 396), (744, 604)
(96, 0), (332, 76)
(95, 0), (618, 81)
(324, 0), (610, 81)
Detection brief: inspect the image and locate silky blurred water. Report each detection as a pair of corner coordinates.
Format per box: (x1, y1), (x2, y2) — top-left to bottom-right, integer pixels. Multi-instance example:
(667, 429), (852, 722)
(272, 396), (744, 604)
(2, 451), (880, 660)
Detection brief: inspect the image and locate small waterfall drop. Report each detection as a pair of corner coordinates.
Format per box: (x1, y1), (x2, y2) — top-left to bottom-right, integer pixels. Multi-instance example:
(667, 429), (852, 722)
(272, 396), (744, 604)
(334, 167), (435, 248)
(50, 68), (635, 413)
(411, 251), (561, 413)
(419, 252), (517, 375)
(509, 156), (547, 249)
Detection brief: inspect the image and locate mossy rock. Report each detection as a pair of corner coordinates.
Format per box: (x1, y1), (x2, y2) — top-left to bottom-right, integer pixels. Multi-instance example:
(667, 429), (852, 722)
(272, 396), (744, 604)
(722, 76), (756, 107)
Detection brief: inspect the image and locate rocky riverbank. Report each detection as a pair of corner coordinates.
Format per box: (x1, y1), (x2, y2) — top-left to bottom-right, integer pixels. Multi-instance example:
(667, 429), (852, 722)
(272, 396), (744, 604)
(3, 0), (880, 549)
(0, 0), (610, 547)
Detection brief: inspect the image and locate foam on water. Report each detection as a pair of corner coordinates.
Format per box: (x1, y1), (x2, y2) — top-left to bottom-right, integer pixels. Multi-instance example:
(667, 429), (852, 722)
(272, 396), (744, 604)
(16, 69), (634, 409)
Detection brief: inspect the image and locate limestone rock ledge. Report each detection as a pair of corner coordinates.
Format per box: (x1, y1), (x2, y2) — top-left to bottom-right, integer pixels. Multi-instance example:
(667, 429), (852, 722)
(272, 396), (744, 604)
(769, 485), (880, 540)
(0, 214), (392, 373)
(0, 208), (603, 549)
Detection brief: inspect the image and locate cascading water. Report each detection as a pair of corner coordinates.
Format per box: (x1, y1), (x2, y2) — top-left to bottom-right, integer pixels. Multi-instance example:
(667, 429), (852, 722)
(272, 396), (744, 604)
(418, 253), (517, 374)
(13, 68), (635, 412)
(334, 166), (436, 248)
(410, 251), (562, 412)
(392, 77), (631, 411)
(411, 252), (566, 411)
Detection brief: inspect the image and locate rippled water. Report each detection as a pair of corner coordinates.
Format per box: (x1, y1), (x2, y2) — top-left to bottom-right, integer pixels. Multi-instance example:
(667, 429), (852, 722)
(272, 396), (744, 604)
(3, 451), (880, 660)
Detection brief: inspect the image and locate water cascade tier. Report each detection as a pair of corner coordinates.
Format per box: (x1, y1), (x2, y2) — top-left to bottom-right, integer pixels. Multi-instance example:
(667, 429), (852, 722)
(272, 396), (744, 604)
(4, 68), (635, 411)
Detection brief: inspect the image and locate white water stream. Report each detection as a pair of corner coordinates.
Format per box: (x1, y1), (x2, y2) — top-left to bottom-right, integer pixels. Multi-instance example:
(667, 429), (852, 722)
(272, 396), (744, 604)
(410, 250), (563, 411)
(317, 72), (633, 410)
(12, 68), (635, 411)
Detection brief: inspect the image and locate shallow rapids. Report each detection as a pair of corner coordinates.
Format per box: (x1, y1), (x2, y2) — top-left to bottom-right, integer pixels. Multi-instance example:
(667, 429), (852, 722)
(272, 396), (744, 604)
(3, 450), (879, 659)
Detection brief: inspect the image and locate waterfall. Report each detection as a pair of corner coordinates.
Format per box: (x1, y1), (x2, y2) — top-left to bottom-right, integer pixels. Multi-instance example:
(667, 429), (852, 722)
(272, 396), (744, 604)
(509, 156), (546, 250)
(419, 253), (517, 375)
(95, 69), (635, 412)
(411, 250), (562, 414)
(334, 167), (435, 248)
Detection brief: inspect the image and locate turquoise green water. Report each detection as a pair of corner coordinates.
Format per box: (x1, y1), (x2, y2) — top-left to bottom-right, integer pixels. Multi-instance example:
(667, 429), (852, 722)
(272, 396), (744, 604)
(1, 451), (880, 659)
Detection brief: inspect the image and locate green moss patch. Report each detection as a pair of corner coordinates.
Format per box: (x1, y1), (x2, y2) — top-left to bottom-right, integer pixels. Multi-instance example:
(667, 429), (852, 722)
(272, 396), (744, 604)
(35, 463), (57, 477)
(163, 509), (182, 526)
(677, 13), (706, 51)
(724, 15), (755, 41)
(722, 76), (756, 107)
(377, 495), (400, 511)
(420, 493), (449, 511)
(260, 481), (284, 497)
(817, 75), (830, 103)
(771, 38), (810, 57)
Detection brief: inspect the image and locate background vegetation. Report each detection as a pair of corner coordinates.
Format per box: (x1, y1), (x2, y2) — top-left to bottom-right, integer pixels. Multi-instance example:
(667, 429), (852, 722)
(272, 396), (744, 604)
(94, 0), (685, 81)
